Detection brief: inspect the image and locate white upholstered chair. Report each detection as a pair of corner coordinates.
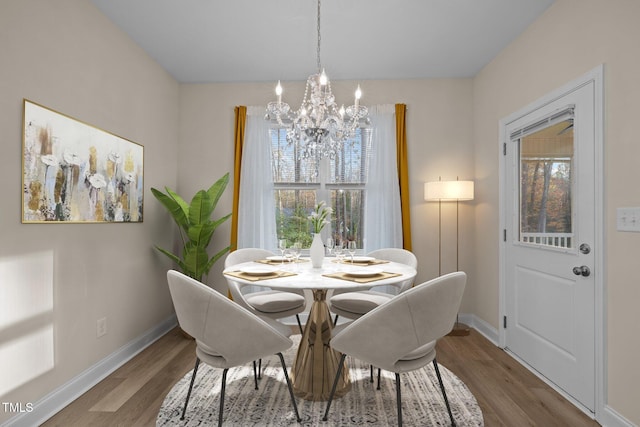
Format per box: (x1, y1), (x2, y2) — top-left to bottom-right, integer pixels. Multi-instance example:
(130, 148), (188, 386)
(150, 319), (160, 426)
(224, 248), (306, 334)
(323, 272), (467, 427)
(330, 248), (418, 322)
(166, 270), (301, 426)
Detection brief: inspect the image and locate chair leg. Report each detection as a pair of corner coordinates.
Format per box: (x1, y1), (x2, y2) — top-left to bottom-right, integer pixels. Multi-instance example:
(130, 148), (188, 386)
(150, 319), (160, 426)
(433, 359), (456, 427)
(395, 373), (403, 427)
(256, 358), (262, 379)
(277, 352), (302, 422)
(369, 365), (382, 389)
(322, 353), (347, 421)
(296, 314), (304, 335)
(253, 361), (259, 390)
(181, 358), (200, 420)
(218, 368), (228, 427)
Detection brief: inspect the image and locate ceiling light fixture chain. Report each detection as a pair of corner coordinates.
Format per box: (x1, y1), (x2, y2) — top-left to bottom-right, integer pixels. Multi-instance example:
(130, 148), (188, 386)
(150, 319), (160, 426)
(316, 0), (322, 74)
(266, 0), (369, 164)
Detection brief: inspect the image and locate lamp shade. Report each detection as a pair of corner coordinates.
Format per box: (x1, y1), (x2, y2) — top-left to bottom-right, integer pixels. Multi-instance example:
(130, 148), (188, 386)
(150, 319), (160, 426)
(424, 180), (474, 201)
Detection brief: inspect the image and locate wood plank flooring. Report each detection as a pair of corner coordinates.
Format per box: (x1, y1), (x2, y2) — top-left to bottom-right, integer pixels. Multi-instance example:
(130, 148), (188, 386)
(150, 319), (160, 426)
(42, 327), (600, 426)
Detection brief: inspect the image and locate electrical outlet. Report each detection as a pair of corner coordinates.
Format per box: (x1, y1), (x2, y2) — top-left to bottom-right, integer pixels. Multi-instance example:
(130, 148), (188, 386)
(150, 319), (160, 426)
(97, 317), (107, 338)
(617, 207), (640, 232)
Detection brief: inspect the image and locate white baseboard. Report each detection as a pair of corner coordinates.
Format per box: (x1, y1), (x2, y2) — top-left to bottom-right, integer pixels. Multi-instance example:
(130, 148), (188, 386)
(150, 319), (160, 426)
(1, 315), (177, 427)
(600, 405), (636, 427)
(459, 312), (499, 344)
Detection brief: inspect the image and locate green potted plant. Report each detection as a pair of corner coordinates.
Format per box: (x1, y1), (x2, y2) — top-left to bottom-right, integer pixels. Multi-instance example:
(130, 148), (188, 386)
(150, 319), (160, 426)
(151, 173), (231, 282)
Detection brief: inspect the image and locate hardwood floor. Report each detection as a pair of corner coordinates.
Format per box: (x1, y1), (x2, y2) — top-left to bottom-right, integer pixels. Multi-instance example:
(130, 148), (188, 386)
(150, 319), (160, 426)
(435, 329), (599, 427)
(42, 327), (600, 426)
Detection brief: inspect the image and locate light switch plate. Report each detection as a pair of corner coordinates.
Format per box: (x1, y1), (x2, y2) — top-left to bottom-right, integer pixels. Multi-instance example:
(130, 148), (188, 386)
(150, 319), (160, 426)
(617, 207), (640, 232)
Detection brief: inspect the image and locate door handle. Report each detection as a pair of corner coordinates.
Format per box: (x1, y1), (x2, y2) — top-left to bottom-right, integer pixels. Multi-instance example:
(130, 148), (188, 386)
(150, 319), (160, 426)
(572, 265), (591, 277)
(579, 243), (591, 254)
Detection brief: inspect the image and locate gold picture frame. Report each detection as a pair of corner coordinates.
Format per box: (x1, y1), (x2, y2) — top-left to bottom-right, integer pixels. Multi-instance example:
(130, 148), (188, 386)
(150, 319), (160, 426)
(22, 99), (144, 223)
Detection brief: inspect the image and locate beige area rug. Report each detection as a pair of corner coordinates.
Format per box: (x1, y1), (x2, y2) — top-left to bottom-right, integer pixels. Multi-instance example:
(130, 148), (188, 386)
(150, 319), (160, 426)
(157, 337), (484, 426)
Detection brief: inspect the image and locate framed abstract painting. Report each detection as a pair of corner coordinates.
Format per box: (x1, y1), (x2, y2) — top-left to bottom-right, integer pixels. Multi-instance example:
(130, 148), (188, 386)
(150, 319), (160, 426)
(22, 99), (144, 223)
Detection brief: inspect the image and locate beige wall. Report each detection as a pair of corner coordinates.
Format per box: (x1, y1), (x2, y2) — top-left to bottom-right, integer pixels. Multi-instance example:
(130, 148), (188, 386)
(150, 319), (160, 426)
(473, 0), (640, 422)
(178, 79), (476, 307)
(0, 1), (179, 422)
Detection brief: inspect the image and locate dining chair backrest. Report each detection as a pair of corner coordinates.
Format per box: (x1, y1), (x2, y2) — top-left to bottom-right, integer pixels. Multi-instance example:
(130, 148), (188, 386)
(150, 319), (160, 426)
(366, 248), (418, 268)
(225, 247), (305, 299)
(367, 248), (418, 293)
(167, 270), (292, 366)
(225, 248), (275, 268)
(331, 271), (466, 372)
(167, 270), (301, 424)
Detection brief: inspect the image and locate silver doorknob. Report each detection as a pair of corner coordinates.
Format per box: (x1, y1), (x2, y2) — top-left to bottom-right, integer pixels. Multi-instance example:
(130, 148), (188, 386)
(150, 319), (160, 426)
(572, 265), (591, 277)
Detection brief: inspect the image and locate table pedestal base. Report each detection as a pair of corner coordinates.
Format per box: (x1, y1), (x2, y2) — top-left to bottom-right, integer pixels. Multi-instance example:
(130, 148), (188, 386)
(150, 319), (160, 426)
(291, 289), (350, 401)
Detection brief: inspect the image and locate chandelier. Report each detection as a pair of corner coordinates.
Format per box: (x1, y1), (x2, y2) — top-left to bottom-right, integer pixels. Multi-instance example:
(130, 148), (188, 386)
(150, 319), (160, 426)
(266, 0), (369, 160)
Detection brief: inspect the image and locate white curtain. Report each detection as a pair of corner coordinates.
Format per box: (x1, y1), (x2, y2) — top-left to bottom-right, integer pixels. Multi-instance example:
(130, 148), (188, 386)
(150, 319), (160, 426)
(363, 104), (403, 253)
(237, 106), (277, 250)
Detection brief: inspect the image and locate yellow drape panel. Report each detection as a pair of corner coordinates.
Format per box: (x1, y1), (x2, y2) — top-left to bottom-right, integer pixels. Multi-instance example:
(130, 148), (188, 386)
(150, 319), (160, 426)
(231, 106), (246, 252)
(229, 106), (246, 299)
(395, 104), (412, 251)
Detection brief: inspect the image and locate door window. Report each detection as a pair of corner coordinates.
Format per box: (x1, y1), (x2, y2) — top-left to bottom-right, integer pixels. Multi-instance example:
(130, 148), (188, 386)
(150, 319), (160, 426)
(516, 114), (574, 249)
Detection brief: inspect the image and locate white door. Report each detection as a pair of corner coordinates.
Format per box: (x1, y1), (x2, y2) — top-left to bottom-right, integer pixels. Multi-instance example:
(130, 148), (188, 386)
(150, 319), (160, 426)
(502, 78), (599, 413)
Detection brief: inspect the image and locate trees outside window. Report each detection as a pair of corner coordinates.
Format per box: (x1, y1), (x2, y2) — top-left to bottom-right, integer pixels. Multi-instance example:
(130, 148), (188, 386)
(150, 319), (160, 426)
(520, 158), (572, 234)
(518, 118), (574, 248)
(270, 127), (371, 248)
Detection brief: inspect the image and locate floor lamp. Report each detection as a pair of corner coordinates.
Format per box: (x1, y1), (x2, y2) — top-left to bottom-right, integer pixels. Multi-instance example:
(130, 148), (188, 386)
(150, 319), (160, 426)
(425, 177), (474, 336)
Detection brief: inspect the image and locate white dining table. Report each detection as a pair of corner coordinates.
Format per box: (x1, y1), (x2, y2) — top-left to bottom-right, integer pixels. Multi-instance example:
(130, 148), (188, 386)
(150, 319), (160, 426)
(223, 256), (417, 401)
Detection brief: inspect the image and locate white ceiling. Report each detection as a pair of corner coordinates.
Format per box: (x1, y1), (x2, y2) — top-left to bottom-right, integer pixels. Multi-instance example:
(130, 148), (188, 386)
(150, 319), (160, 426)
(89, 0), (555, 84)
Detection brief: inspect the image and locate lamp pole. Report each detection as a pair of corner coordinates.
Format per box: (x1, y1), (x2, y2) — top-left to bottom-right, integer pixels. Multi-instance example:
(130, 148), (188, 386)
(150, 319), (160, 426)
(449, 176), (471, 336)
(438, 176), (442, 276)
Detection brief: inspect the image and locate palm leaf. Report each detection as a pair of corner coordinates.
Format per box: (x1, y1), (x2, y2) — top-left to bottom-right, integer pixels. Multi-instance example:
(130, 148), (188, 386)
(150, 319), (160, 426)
(165, 188), (190, 229)
(207, 173), (229, 211)
(187, 222), (216, 247)
(203, 245), (232, 276)
(154, 245), (187, 272)
(183, 243), (210, 281)
(151, 187), (189, 230)
(189, 190), (214, 226)
(213, 213), (232, 228)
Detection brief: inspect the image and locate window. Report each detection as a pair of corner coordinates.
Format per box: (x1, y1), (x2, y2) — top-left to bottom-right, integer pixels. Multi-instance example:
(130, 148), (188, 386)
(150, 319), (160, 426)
(516, 113), (574, 249)
(270, 127), (372, 248)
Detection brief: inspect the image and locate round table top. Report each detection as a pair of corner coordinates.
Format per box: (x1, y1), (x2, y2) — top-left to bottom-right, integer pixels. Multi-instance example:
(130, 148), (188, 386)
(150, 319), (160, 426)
(223, 256), (417, 292)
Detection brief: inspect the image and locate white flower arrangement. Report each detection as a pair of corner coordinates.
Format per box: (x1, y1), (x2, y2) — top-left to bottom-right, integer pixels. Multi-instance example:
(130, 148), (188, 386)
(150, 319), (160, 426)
(308, 201), (333, 234)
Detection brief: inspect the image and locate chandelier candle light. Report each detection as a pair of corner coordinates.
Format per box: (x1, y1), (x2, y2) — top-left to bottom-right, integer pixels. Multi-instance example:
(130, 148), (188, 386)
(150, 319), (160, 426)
(266, 0), (369, 161)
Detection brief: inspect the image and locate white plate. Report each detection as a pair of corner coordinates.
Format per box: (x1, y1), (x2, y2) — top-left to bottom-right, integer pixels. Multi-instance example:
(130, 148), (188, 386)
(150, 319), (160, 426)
(345, 268), (383, 277)
(350, 256), (375, 263)
(266, 255), (286, 262)
(240, 266), (277, 276)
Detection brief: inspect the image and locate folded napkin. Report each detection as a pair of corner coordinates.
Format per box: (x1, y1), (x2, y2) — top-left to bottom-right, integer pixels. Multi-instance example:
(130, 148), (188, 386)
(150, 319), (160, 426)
(224, 270), (297, 282)
(322, 271), (401, 284)
(332, 259), (389, 266)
